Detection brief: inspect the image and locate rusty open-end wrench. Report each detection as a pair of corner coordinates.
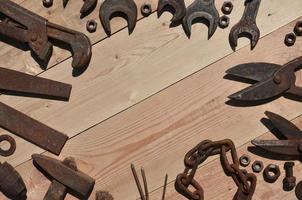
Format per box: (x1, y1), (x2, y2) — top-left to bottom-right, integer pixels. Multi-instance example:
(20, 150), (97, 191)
(0, 0), (92, 69)
(182, 0), (219, 39)
(229, 0), (261, 50)
(157, 0), (186, 23)
(81, 0), (98, 16)
(99, 0), (138, 36)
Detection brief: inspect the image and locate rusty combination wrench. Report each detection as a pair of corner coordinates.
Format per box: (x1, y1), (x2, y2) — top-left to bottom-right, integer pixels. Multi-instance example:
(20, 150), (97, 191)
(229, 0), (261, 50)
(157, 0), (186, 23)
(182, 0), (219, 39)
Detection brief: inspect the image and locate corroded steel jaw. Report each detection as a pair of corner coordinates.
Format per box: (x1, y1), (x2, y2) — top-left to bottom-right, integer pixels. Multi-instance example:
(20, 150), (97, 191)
(157, 0), (186, 22)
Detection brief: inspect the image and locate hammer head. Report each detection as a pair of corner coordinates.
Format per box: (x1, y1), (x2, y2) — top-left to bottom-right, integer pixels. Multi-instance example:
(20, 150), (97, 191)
(32, 154), (95, 198)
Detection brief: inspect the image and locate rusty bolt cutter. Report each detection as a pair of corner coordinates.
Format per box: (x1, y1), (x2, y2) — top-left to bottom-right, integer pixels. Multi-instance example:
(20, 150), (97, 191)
(252, 111), (302, 159)
(0, 0), (92, 69)
(226, 56), (302, 102)
(0, 67), (71, 155)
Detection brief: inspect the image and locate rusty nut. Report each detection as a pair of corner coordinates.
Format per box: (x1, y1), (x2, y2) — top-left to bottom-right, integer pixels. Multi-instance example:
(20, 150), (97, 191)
(141, 3), (152, 17)
(219, 16), (230, 29)
(284, 33), (296, 46)
(294, 21), (302, 36)
(252, 160), (264, 173)
(222, 1), (233, 15)
(86, 20), (97, 33)
(263, 164), (281, 183)
(239, 154), (251, 167)
(42, 0), (53, 7)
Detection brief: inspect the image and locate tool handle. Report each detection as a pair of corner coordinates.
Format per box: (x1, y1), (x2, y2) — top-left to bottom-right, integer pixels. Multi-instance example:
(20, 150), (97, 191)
(242, 0), (261, 21)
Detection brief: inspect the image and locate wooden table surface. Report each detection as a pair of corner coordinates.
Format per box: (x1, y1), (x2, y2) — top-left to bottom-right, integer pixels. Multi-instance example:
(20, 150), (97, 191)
(1, 0), (302, 199)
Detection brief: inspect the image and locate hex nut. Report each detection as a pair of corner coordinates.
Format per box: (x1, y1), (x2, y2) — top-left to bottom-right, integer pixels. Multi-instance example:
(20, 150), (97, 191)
(263, 164), (281, 183)
(239, 154), (251, 167)
(42, 0), (53, 7)
(252, 161), (264, 173)
(86, 20), (97, 33)
(294, 21), (302, 36)
(284, 33), (296, 46)
(219, 16), (230, 29)
(141, 3), (152, 17)
(222, 1), (233, 15)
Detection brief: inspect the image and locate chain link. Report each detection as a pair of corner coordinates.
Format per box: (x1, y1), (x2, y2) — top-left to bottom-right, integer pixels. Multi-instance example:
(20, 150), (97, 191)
(175, 139), (257, 200)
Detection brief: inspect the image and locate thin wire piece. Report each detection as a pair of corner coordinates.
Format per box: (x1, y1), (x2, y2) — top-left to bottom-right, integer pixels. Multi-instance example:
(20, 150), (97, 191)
(161, 174), (168, 200)
(131, 163), (146, 200)
(141, 167), (149, 200)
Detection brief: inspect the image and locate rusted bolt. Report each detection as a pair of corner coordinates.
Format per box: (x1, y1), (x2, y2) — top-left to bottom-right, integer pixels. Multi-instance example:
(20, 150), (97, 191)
(86, 20), (97, 33)
(219, 15), (229, 29)
(273, 75), (282, 84)
(239, 154), (251, 167)
(294, 21), (302, 36)
(283, 162), (296, 191)
(42, 0), (53, 7)
(285, 33), (296, 47)
(252, 160), (264, 173)
(222, 1), (233, 15)
(263, 164), (281, 183)
(141, 3), (152, 17)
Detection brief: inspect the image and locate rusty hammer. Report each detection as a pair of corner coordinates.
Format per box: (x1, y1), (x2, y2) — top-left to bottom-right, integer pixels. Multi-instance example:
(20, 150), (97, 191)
(32, 154), (95, 200)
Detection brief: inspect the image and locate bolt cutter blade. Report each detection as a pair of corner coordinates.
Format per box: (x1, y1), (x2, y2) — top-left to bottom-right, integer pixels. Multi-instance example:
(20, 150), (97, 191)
(226, 63), (280, 82)
(252, 140), (301, 156)
(228, 78), (288, 101)
(265, 111), (302, 140)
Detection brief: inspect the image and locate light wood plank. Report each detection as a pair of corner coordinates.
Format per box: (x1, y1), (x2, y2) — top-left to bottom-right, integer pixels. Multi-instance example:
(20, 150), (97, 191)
(1, 0), (301, 168)
(150, 116), (302, 200)
(5, 17), (302, 199)
(0, 0), (157, 74)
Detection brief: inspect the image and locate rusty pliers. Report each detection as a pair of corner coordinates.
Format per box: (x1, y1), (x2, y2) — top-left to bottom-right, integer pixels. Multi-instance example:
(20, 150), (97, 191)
(252, 111), (302, 159)
(226, 56), (302, 102)
(0, 0), (92, 69)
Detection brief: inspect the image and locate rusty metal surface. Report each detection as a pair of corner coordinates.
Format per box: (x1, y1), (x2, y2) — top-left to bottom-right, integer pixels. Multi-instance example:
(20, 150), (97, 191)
(0, 67), (71, 100)
(99, 0), (138, 36)
(0, 162), (27, 200)
(0, 0), (92, 69)
(157, 0), (186, 22)
(229, 0), (261, 50)
(81, 0), (98, 15)
(252, 111), (302, 158)
(296, 181), (302, 199)
(263, 164), (280, 183)
(182, 0), (219, 39)
(96, 191), (114, 200)
(175, 139), (257, 200)
(32, 154), (95, 199)
(0, 103), (68, 155)
(0, 135), (16, 157)
(283, 162), (296, 191)
(226, 56), (302, 102)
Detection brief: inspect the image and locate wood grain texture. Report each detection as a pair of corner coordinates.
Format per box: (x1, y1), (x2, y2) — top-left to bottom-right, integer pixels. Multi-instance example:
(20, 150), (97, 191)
(0, 0), (157, 74)
(149, 116), (302, 200)
(1, 0), (301, 168)
(4, 17), (302, 199)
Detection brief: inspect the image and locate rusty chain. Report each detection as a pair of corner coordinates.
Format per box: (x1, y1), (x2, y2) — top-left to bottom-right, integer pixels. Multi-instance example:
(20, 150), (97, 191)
(175, 139), (257, 200)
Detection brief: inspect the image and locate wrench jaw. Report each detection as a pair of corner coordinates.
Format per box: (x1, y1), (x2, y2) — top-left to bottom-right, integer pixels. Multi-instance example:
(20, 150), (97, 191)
(157, 0), (186, 23)
(182, 12), (218, 39)
(99, 0), (138, 36)
(70, 34), (92, 69)
(229, 23), (260, 50)
(80, 0), (98, 17)
(63, 0), (69, 8)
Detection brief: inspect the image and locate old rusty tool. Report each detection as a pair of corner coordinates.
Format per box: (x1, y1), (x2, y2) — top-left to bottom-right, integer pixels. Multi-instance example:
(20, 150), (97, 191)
(229, 0), (261, 50)
(157, 0), (186, 23)
(226, 56), (302, 102)
(0, 162), (27, 200)
(175, 139), (257, 200)
(32, 154), (95, 200)
(81, 0), (98, 16)
(252, 111), (302, 158)
(182, 0), (219, 39)
(0, 0), (92, 69)
(0, 135), (16, 157)
(131, 163), (168, 200)
(99, 0), (138, 36)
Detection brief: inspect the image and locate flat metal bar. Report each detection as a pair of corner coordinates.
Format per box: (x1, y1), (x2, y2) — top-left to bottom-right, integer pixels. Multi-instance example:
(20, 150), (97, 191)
(0, 67), (71, 100)
(0, 102), (68, 155)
